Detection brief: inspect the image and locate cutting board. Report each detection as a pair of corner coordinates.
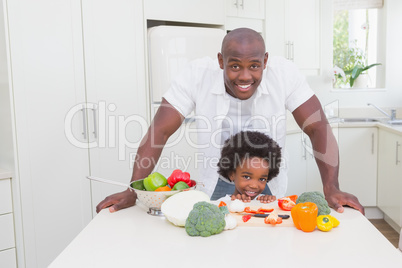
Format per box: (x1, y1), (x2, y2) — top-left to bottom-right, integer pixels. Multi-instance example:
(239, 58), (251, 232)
(231, 203), (294, 227)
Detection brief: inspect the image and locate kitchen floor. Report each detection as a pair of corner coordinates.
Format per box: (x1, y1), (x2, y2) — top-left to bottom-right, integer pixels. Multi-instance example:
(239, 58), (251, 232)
(369, 219), (400, 248)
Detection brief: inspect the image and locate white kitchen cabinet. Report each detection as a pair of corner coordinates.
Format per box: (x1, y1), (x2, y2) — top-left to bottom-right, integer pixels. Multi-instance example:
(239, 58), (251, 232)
(0, 178), (12, 215)
(0, 248), (17, 268)
(81, 0), (148, 213)
(337, 127), (378, 207)
(286, 127), (378, 207)
(226, 0), (265, 33)
(5, 0), (148, 267)
(0, 213), (15, 251)
(285, 123), (345, 196)
(226, 0), (265, 19)
(377, 129), (402, 230)
(265, 0), (320, 75)
(285, 132), (307, 196)
(6, 1), (92, 267)
(285, 132), (321, 196)
(144, 0), (225, 25)
(0, 176), (16, 268)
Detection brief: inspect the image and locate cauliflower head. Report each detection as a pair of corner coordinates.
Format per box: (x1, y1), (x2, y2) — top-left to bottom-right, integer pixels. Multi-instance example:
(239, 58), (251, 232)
(296, 191), (331, 216)
(185, 201), (225, 237)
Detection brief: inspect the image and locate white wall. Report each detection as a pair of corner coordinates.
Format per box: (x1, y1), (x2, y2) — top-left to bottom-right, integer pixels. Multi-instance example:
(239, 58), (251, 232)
(309, 0), (402, 110)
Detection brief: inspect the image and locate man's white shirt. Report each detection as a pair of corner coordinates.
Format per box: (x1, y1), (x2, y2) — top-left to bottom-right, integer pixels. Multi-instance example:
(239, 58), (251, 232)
(163, 56), (314, 198)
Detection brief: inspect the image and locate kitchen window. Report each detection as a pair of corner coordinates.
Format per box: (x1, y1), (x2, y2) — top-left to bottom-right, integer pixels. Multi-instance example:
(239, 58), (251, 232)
(332, 0), (385, 89)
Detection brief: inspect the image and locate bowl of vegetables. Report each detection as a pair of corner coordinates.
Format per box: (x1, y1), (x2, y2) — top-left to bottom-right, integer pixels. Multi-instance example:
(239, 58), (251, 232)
(87, 169), (197, 215)
(130, 171), (197, 215)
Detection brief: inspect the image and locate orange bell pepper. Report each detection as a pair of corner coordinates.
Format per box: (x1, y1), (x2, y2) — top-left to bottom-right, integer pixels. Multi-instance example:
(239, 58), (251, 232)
(291, 202), (318, 232)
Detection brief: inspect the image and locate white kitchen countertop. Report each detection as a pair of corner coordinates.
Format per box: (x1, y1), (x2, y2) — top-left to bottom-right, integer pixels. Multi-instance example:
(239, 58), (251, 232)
(0, 168), (12, 180)
(50, 202), (402, 268)
(335, 121), (402, 137)
(286, 117), (402, 136)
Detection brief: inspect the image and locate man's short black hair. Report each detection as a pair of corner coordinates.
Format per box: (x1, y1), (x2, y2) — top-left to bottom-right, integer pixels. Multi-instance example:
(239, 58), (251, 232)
(217, 131), (282, 182)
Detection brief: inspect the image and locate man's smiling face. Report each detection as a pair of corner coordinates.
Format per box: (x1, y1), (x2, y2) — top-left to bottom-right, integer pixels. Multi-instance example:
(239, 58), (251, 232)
(218, 29), (268, 100)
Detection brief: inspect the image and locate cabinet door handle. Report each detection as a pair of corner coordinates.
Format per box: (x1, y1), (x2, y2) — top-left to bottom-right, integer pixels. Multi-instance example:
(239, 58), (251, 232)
(81, 105), (87, 139)
(371, 133), (374, 155)
(302, 137), (307, 160)
(396, 141), (401, 165)
(234, 0), (239, 8)
(290, 42), (294, 61)
(285, 42), (289, 59)
(240, 0), (244, 9)
(91, 107), (98, 139)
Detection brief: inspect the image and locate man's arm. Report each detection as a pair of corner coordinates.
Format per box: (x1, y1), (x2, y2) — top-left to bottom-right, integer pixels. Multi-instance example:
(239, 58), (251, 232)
(292, 95), (364, 214)
(96, 98), (184, 213)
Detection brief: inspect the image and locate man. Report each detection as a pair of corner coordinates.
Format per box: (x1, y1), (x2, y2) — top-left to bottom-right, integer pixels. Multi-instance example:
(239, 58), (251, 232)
(96, 28), (364, 214)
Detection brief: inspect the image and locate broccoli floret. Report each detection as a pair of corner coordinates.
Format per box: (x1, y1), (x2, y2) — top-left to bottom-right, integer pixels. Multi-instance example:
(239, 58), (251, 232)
(219, 205), (229, 215)
(185, 201), (226, 237)
(296, 191), (331, 216)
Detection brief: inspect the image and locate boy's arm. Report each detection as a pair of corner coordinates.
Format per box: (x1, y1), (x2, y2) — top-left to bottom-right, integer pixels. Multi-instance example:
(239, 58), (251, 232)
(292, 95), (364, 214)
(96, 98), (184, 213)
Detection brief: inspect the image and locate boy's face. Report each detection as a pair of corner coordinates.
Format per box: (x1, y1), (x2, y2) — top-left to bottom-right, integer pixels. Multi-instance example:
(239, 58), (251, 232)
(230, 157), (269, 199)
(218, 39), (268, 100)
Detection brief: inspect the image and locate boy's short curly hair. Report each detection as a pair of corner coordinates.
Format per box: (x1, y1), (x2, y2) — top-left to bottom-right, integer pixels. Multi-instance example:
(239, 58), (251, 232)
(217, 131), (282, 182)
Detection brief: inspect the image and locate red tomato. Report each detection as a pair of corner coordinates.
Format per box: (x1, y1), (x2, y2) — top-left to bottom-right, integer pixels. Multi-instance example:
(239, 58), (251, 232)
(244, 207), (258, 214)
(242, 215), (252, 222)
(257, 207), (274, 213)
(218, 201), (227, 207)
(278, 195), (298, 211)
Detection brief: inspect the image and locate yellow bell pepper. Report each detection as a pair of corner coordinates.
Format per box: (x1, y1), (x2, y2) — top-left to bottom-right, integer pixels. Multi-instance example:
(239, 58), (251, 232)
(328, 215), (340, 227)
(317, 215), (340, 232)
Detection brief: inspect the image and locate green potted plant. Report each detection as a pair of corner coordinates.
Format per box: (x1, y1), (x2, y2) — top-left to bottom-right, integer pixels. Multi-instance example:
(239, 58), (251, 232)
(345, 62), (381, 87)
(333, 44), (381, 88)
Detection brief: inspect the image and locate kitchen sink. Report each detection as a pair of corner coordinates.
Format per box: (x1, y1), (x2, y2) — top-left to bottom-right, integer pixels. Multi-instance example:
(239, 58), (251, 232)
(341, 118), (380, 123)
(388, 120), (402, 125)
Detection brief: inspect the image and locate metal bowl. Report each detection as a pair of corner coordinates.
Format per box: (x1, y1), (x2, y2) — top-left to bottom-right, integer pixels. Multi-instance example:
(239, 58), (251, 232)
(130, 179), (197, 215)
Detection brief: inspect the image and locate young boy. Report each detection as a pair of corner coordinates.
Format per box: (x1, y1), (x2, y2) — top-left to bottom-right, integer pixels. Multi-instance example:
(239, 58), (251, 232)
(216, 131), (282, 203)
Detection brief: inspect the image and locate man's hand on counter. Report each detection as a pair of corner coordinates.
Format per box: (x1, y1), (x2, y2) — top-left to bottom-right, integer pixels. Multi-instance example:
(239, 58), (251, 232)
(325, 188), (365, 215)
(96, 188), (137, 213)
